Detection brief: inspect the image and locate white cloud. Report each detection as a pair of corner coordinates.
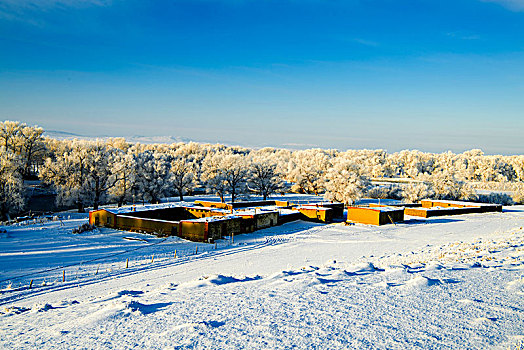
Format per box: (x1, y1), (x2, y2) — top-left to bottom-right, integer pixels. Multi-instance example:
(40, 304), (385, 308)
(352, 38), (379, 47)
(481, 0), (524, 11)
(0, 0), (112, 9)
(0, 0), (112, 25)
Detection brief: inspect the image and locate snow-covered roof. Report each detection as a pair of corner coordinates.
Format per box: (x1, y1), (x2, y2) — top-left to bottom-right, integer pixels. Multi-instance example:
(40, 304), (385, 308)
(184, 205), (232, 214)
(117, 214), (180, 224)
(349, 206), (403, 212)
(187, 215), (242, 223)
(98, 202), (185, 215)
(278, 209), (300, 216)
(294, 206), (331, 211)
(234, 209), (279, 216)
(413, 206), (482, 212)
(420, 199), (500, 207)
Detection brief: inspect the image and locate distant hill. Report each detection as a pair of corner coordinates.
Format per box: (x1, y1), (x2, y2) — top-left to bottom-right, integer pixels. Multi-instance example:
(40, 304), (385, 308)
(43, 130), (237, 146)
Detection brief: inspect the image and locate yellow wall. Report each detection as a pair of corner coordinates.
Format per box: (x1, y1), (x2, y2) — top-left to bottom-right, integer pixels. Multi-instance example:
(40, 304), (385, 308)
(347, 207), (404, 225)
(296, 207), (333, 223)
(186, 207), (229, 219)
(89, 210), (117, 228)
(404, 208), (429, 218)
(116, 215), (178, 236)
(347, 207), (380, 225)
(179, 221), (207, 241)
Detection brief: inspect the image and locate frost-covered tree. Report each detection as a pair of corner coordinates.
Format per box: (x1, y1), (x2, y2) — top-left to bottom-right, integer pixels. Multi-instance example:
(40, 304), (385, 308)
(401, 183), (433, 203)
(249, 160), (284, 200)
(324, 157), (370, 205)
(40, 141), (92, 212)
(0, 121), (45, 178)
(201, 152), (249, 202)
(109, 149), (138, 207)
(134, 150), (171, 204)
(512, 183), (524, 204)
(366, 185), (402, 200)
(84, 141), (118, 210)
(287, 149), (330, 195)
(170, 158), (196, 201)
(425, 172), (475, 201)
(0, 121), (23, 152)
(201, 153), (228, 202)
(40, 140), (118, 211)
(0, 148), (24, 220)
(221, 153), (249, 203)
(18, 125), (45, 178)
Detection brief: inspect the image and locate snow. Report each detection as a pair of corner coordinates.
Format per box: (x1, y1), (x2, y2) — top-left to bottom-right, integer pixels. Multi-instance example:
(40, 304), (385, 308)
(420, 199), (501, 207)
(1, 203), (523, 349)
(190, 215), (241, 223)
(294, 205), (332, 211)
(355, 206), (403, 212)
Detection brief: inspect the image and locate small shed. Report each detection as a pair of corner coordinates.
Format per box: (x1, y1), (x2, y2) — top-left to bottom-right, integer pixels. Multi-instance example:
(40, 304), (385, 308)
(294, 206), (334, 223)
(89, 209), (117, 228)
(347, 206), (404, 226)
(420, 199), (502, 212)
(235, 210), (279, 232)
(315, 202), (345, 218)
(405, 206), (483, 218)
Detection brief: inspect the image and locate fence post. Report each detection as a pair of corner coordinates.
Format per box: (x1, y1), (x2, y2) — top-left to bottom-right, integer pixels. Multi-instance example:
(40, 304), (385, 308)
(195, 246), (198, 255)
(95, 265), (99, 275)
(126, 258), (129, 268)
(29, 280), (33, 289)
(174, 249), (177, 258)
(151, 254), (154, 263)
(62, 270), (65, 282)
(215, 242), (217, 249)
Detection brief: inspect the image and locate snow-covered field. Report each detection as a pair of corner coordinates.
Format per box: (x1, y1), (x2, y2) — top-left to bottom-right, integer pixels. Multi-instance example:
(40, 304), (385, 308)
(1, 201), (523, 349)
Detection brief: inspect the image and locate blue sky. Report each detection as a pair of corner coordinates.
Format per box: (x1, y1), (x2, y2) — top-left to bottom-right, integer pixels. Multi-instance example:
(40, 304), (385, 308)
(0, 0), (523, 154)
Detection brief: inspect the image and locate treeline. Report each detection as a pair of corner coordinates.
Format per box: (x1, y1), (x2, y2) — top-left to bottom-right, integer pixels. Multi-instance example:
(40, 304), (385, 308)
(1, 120), (523, 220)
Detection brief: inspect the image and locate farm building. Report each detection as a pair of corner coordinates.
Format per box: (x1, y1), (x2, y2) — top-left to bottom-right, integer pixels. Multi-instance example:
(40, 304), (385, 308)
(234, 210), (280, 231)
(89, 209), (180, 237)
(179, 216), (243, 242)
(347, 206), (404, 226)
(193, 199), (344, 223)
(89, 206), (250, 242)
(295, 202), (344, 218)
(90, 200), (344, 242)
(420, 199), (502, 212)
(294, 206), (334, 223)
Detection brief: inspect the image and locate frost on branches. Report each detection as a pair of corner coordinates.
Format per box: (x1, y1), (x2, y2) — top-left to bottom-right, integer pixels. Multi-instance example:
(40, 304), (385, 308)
(40, 140), (118, 212)
(287, 149), (330, 195)
(5, 119), (524, 209)
(324, 156), (370, 205)
(201, 152), (249, 203)
(0, 148), (24, 220)
(0, 121), (45, 179)
(133, 150), (171, 204)
(170, 158), (196, 201)
(402, 183), (433, 203)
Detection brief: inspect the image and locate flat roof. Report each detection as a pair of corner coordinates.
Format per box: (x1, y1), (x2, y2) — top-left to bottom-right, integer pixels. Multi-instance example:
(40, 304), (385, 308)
(420, 199), (500, 207)
(348, 206), (403, 212)
(187, 215), (241, 223)
(407, 206), (482, 212)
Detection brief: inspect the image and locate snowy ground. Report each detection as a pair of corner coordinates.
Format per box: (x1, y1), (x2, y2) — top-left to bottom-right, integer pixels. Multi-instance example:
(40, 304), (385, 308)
(0, 199), (523, 349)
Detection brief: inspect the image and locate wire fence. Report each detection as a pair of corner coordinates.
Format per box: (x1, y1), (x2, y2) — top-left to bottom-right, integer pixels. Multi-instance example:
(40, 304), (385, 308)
(0, 222), (333, 306)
